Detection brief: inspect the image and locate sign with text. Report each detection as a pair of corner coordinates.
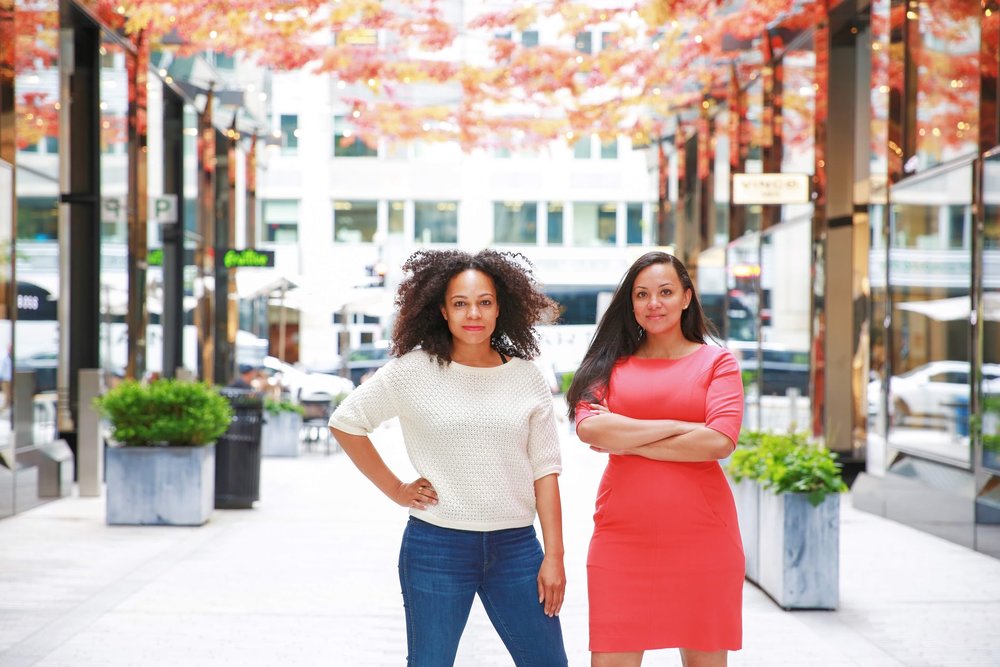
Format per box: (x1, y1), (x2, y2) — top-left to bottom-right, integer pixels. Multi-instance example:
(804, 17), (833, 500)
(732, 173), (810, 205)
(223, 248), (275, 269)
(151, 194), (178, 224)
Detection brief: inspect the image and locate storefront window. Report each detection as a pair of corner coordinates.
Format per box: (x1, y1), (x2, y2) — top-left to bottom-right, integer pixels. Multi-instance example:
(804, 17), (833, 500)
(887, 161), (973, 467)
(573, 202), (616, 246)
(759, 218), (812, 434)
(98, 36), (129, 379)
(334, 200), (378, 243)
(982, 153), (1000, 472)
(727, 231), (761, 429)
(414, 201), (458, 244)
(493, 201), (537, 244)
(912, 3), (979, 170)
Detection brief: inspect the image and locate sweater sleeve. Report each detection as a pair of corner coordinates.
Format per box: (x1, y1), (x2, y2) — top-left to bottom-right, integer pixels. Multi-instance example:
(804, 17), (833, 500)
(528, 380), (562, 480)
(327, 360), (398, 435)
(704, 349), (745, 446)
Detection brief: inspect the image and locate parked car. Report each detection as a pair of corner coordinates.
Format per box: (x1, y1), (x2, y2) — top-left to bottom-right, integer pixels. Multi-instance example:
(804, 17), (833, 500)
(726, 341), (811, 396)
(346, 341), (392, 385)
(261, 356), (355, 400)
(869, 360), (1000, 425)
(16, 351), (58, 394)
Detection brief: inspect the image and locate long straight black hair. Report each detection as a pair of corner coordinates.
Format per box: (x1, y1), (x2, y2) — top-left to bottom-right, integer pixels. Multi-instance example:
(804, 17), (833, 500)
(565, 251), (715, 418)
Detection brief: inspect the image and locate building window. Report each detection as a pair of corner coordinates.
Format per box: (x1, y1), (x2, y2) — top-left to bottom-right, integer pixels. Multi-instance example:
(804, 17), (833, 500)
(17, 197), (58, 241)
(573, 136), (592, 159)
(261, 199), (299, 243)
(573, 202), (616, 246)
(414, 201), (458, 244)
(626, 203), (644, 245)
(280, 114), (298, 154)
(600, 138), (618, 159)
(521, 30), (539, 47)
(334, 200), (378, 243)
(547, 203), (564, 245)
(334, 115), (377, 157)
(388, 200), (405, 238)
(494, 202), (537, 244)
(575, 32), (592, 54)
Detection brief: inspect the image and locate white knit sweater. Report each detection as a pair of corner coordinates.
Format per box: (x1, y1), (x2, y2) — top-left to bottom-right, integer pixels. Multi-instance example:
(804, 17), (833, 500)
(328, 349), (562, 531)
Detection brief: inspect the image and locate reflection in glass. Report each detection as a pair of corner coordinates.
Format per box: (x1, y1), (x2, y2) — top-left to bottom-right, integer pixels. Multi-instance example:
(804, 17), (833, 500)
(727, 231), (761, 430)
(912, 3), (979, 170)
(334, 200), (378, 243)
(493, 201), (537, 244)
(414, 201), (458, 244)
(887, 162), (973, 466)
(759, 219), (812, 433)
(99, 38), (130, 378)
(573, 202), (616, 246)
(982, 155), (1000, 472)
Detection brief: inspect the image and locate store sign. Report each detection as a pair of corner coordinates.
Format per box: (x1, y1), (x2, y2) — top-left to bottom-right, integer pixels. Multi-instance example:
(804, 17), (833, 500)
(151, 195), (178, 224)
(101, 195), (179, 224)
(223, 248), (275, 268)
(732, 173), (810, 205)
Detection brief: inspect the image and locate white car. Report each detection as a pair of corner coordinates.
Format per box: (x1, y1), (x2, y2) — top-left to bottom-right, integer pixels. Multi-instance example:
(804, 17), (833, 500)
(870, 360), (1000, 424)
(261, 356), (355, 401)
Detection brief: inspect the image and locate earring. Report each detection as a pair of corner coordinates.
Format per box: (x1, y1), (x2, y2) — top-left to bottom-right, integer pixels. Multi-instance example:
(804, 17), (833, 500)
(637, 326), (645, 339)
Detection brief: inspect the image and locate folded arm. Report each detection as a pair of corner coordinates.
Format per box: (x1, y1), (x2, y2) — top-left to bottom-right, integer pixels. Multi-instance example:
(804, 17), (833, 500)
(627, 427), (736, 462)
(575, 403), (700, 452)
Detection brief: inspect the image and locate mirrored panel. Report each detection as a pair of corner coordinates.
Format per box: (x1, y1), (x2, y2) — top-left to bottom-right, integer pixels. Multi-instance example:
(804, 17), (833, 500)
(727, 228), (761, 430)
(982, 153), (1000, 473)
(887, 161), (973, 467)
(759, 217), (812, 434)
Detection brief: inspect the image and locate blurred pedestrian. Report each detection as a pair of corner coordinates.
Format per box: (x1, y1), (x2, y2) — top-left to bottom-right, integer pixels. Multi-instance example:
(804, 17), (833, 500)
(329, 248), (568, 667)
(228, 363), (259, 391)
(567, 251), (745, 667)
(0, 344), (11, 410)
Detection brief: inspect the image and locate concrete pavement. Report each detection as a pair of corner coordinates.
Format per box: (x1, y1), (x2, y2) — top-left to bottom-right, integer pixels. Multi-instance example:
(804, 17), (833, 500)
(2, 418), (1000, 666)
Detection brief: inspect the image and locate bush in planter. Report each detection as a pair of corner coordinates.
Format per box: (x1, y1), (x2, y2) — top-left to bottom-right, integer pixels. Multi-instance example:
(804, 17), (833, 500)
(94, 380), (233, 526)
(95, 379), (233, 446)
(729, 430), (847, 609)
(264, 396), (305, 417)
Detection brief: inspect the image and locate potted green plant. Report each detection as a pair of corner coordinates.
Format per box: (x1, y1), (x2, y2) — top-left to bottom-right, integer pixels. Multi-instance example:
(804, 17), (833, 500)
(727, 430), (847, 610)
(94, 379), (232, 526)
(261, 396), (305, 457)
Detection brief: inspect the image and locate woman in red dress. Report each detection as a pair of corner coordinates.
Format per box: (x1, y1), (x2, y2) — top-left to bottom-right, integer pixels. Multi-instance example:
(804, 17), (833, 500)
(567, 251), (744, 667)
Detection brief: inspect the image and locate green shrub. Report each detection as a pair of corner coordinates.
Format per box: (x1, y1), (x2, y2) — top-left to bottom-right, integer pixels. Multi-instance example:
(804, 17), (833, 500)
(264, 397), (305, 416)
(558, 371), (575, 396)
(94, 379), (233, 447)
(726, 430), (847, 506)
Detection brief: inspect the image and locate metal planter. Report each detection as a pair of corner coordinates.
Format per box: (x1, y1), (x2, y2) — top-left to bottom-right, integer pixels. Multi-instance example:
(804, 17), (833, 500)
(261, 411), (303, 457)
(730, 478), (761, 583)
(106, 445), (215, 526)
(758, 489), (840, 610)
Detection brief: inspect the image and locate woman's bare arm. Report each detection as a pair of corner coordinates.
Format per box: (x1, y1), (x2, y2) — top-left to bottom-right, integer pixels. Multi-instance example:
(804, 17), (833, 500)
(329, 428), (438, 509)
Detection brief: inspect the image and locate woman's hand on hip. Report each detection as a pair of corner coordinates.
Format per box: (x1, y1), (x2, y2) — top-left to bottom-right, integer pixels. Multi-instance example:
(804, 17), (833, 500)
(537, 554), (566, 617)
(394, 478), (438, 510)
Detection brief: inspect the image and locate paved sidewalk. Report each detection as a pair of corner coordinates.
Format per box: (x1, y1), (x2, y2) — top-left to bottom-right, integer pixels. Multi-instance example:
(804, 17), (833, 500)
(2, 419), (1000, 666)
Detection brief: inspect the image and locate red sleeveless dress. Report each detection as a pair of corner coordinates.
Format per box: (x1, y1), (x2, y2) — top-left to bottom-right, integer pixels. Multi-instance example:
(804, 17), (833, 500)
(576, 345), (745, 652)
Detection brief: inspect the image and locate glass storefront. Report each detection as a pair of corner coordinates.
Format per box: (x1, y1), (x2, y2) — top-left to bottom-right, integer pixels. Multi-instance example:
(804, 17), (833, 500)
(885, 160), (973, 467)
(982, 152), (1000, 473)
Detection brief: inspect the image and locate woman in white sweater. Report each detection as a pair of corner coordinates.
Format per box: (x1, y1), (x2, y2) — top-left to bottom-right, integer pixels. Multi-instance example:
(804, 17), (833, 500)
(328, 249), (568, 667)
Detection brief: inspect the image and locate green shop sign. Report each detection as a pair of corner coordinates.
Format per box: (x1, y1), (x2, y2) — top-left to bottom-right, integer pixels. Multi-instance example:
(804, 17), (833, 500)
(224, 248), (275, 268)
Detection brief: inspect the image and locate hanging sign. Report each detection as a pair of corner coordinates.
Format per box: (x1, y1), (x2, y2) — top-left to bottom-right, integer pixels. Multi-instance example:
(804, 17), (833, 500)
(732, 173), (810, 205)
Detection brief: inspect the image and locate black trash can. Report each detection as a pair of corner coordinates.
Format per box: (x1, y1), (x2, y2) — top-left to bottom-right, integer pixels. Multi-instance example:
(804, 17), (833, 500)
(215, 390), (264, 509)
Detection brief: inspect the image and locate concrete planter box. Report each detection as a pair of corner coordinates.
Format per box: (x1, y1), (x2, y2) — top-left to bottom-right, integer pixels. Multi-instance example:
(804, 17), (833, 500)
(730, 478), (760, 583)
(106, 444), (215, 526)
(261, 411), (303, 457)
(758, 489), (840, 610)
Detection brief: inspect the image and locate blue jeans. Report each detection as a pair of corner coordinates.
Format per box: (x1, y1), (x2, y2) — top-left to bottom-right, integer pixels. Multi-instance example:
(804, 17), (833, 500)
(398, 517), (568, 667)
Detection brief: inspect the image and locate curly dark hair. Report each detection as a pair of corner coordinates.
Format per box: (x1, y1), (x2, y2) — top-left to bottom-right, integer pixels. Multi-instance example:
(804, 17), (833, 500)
(565, 251), (718, 418)
(391, 249), (558, 363)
